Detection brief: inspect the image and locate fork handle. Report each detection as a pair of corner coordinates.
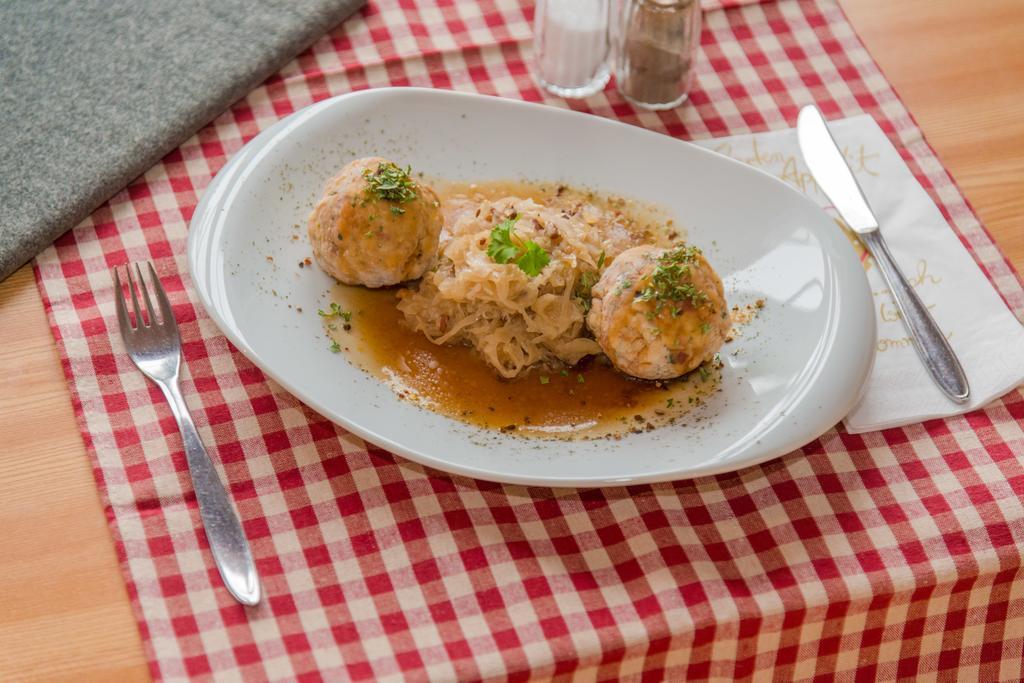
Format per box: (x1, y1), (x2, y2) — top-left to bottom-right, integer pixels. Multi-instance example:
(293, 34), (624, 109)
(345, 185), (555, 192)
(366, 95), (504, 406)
(158, 380), (261, 605)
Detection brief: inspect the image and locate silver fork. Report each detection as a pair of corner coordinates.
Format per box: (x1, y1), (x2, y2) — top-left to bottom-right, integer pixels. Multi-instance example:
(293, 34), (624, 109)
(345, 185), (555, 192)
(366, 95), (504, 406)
(113, 262), (260, 606)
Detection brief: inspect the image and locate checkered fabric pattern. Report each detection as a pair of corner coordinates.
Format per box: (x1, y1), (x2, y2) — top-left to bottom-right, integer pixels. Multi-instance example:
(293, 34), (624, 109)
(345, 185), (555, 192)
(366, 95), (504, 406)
(33, 0), (1024, 680)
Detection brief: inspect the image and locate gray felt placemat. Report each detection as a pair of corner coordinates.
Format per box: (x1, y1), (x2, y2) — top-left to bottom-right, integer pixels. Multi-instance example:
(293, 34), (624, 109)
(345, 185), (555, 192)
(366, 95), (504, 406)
(0, 0), (365, 281)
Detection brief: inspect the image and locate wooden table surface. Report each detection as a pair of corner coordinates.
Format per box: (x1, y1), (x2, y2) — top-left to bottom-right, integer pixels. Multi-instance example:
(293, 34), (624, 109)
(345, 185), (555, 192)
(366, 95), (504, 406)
(2, 1), (1022, 679)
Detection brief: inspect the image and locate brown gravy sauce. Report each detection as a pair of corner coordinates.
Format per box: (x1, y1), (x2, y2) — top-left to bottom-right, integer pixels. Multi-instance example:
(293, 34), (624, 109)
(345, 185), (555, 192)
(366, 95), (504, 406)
(324, 180), (721, 440)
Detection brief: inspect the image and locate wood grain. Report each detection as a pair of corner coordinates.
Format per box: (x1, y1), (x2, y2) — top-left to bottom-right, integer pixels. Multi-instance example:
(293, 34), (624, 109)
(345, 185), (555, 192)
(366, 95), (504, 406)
(0, 266), (150, 682)
(1, 1), (1021, 678)
(839, 0), (1024, 269)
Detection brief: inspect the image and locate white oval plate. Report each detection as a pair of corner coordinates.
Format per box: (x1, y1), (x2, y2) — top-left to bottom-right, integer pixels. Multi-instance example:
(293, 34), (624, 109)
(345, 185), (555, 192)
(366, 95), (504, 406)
(188, 88), (874, 487)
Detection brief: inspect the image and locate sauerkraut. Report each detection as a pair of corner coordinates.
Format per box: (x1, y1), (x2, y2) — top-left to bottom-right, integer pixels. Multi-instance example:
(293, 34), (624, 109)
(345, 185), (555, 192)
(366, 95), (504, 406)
(397, 193), (666, 378)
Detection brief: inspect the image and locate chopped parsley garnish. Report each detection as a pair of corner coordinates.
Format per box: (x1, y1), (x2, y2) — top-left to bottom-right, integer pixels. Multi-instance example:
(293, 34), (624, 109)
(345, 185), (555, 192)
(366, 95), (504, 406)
(318, 302), (352, 321)
(699, 364), (711, 381)
(363, 162), (418, 204)
(577, 374), (585, 384)
(635, 245), (709, 316)
(575, 271), (599, 313)
(666, 398), (675, 408)
(329, 340), (341, 353)
(390, 205), (406, 216)
(539, 375), (550, 385)
(700, 322), (711, 334)
(574, 253), (607, 312)
(487, 215), (551, 277)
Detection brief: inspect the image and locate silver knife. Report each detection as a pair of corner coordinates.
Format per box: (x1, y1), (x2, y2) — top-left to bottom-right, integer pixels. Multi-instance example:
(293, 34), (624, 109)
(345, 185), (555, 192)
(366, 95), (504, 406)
(796, 104), (970, 404)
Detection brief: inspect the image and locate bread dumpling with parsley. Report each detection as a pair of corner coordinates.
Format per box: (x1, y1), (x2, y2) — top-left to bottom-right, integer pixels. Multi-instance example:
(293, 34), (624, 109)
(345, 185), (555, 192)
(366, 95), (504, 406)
(308, 157), (442, 288)
(587, 244), (729, 380)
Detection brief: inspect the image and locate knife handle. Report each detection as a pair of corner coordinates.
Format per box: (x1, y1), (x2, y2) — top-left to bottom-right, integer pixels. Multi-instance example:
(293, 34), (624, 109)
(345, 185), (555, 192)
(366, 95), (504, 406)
(862, 229), (970, 403)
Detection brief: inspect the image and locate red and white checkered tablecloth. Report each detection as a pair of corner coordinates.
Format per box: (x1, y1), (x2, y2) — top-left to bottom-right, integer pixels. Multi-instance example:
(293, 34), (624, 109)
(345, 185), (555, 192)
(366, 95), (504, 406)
(33, 0), (1024, 680)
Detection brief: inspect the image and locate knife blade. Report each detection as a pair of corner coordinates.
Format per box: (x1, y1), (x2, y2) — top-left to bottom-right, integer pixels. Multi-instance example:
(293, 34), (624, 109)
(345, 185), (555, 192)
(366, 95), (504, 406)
(796, 106), (878, 233)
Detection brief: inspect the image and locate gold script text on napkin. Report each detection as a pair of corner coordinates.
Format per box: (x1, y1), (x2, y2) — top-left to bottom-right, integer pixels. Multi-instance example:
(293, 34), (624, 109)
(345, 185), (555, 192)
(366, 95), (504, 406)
(713, 140), (881, 196)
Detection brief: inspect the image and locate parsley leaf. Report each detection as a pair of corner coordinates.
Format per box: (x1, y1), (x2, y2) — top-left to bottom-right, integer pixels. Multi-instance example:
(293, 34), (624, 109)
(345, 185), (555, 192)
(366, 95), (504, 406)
(516, 241), (550, 277)
(486, 215), (551, 277)
(487, 216), (522, 263)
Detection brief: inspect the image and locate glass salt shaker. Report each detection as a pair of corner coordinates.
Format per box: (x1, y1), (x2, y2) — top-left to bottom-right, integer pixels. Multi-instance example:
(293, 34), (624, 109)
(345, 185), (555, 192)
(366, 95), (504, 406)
(532, 0), (613, 98)
(615, 0), (702, 110)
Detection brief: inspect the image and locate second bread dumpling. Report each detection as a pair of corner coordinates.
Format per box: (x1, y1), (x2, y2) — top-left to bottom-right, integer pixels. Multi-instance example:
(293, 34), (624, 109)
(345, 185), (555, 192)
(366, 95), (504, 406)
(587, 244), (729, 380)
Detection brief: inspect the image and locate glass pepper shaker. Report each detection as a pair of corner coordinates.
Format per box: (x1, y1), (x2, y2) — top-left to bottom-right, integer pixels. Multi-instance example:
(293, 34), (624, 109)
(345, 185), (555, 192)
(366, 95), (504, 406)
(532, 0), (613, 99)
(615, 0), (702, 110)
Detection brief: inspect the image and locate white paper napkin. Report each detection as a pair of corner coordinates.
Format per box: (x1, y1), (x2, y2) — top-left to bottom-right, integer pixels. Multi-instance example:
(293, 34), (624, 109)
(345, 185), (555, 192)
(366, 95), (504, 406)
(694, 115), (1024, 433)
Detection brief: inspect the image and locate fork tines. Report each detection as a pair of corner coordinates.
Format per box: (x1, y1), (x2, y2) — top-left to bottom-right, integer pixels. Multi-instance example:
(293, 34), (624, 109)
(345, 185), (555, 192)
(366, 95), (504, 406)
(112, 262), (174, 333)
